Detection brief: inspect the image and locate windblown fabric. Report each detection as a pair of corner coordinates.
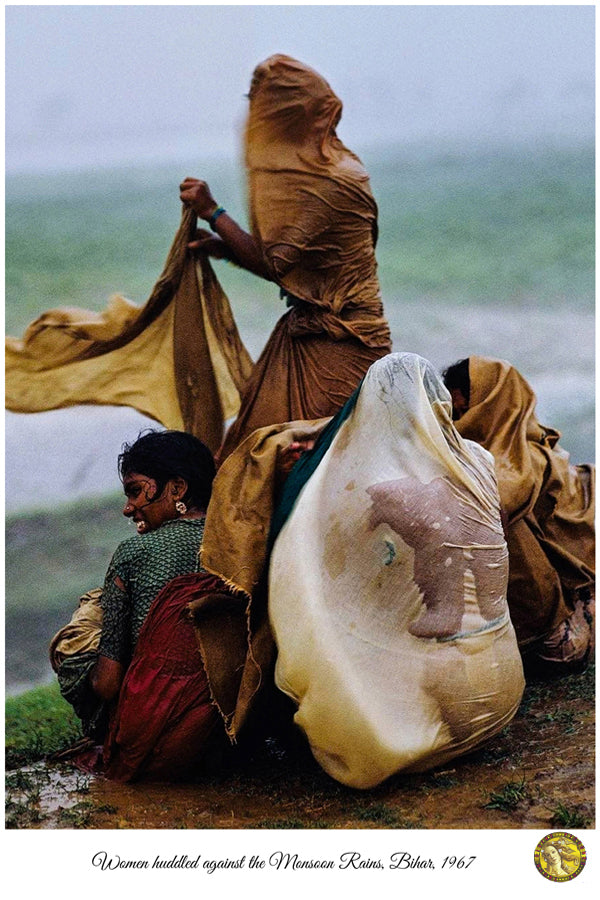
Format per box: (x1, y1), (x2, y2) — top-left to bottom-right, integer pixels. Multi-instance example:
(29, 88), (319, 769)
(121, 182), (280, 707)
(268, 352), (525, 789)
(5, 208), (253, 455)
(219, 54), (391, 458)
(6, 55), (391, 462)
(454, 357), (595, 650)
(197, 417), (328, 739)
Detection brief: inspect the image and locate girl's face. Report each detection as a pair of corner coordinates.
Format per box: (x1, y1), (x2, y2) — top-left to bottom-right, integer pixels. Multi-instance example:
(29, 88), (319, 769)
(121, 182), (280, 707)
(122, 472), (179, 534)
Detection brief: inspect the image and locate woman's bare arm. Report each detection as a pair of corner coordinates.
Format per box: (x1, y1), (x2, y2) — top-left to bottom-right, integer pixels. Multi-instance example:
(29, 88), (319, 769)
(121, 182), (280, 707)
(179, 178), (273, 281)
(90, 655), (125, 701)
(90, 573), (127, 700)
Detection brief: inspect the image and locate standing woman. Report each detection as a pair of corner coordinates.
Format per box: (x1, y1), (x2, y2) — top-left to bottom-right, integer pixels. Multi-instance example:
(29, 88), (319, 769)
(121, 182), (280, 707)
(180, 54), (392, 460)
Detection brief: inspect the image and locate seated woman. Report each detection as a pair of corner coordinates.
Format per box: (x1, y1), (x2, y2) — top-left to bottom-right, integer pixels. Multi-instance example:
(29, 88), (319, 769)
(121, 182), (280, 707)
(262, 352), (525, 789)
(442, 356), (595, 671)
(51, 430), (225, 782)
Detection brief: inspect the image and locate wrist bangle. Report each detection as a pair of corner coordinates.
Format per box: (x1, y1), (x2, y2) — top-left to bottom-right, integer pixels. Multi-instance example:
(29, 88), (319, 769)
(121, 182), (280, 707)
(209, 206), (226, 231)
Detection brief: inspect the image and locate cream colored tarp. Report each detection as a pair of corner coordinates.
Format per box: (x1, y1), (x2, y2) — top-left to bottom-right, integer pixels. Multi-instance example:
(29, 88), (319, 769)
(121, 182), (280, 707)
(268, 352), (525, 789)
(5, 208), (253, 455)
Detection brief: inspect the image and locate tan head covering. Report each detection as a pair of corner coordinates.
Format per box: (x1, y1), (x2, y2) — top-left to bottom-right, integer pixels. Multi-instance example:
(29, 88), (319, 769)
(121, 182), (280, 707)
(245, 54), (366, 179)
(455, 356), (594, 648)
(456, 357), (554, 520)
(244, 54), (389, 348)
(457, 356), (594, 539)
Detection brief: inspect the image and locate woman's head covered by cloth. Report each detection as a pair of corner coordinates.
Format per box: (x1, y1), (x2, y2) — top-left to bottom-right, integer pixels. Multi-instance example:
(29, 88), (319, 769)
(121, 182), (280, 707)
(275, 352), (503, 546)
(247, 54), (341, 154)
(245, 53), (366, 177)
(243, 54), (381, 299)
(363, 352), (494, 500)
(268, 352), (523, 787)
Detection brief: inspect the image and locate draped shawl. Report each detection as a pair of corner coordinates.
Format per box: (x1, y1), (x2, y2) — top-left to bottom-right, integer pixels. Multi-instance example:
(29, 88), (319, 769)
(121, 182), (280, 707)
(268, 352), (524, 789)
(455, 356), (595, 647)
(5, 209), (253, 455)
(196, 417), (328, 739)
(217, 54), (391, 457)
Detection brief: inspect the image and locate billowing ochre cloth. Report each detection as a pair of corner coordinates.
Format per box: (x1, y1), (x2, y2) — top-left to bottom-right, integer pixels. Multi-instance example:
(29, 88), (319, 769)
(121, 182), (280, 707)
(219, 54), (391, 458)
(196, 417), (328, 739)
(5, 209), (253, 455)
(455, 357), (595, 649)
(268, 353), (525, 789)
(6, 56), (390, 461)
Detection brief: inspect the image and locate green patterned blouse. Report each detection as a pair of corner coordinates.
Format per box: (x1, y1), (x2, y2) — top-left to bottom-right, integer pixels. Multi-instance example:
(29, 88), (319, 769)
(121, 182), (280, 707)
(98, 517), (205, 665)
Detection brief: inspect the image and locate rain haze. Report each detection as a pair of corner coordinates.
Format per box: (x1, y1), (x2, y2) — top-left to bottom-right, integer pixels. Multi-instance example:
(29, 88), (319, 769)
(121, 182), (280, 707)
(5, 4), (595, 173)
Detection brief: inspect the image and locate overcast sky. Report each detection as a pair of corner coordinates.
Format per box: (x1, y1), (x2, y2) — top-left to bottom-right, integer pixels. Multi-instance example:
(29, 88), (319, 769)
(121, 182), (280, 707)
(5, 4), (595, 172)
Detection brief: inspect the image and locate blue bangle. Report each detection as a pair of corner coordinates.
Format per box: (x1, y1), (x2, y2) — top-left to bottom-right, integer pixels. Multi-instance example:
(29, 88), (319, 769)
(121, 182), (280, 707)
(209, 206), (226, 231)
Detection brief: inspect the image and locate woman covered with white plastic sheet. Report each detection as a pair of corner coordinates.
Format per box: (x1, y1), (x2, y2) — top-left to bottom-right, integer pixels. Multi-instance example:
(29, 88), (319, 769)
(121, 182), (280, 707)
(268, 352), (525, 789)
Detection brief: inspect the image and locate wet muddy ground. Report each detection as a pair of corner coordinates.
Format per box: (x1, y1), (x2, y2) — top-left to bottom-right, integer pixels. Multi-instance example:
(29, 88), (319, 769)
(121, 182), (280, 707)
(5, 662), (594, 830)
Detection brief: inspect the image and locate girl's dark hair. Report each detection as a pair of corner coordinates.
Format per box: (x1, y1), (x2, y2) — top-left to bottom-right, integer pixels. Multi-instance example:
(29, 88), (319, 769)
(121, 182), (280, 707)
(118, 430), (216, 511)
(441, 358), (471, 404)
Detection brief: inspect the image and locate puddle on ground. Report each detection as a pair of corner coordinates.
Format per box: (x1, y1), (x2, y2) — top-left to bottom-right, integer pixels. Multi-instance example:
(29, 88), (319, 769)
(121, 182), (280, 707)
(6, 664), (595, 830)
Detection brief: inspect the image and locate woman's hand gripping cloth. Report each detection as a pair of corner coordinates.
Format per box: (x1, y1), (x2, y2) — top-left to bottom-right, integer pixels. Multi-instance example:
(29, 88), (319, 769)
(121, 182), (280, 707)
(268, 352), (525, 789)
(5, 208), (253, 454)
(454, 357), (595, 652)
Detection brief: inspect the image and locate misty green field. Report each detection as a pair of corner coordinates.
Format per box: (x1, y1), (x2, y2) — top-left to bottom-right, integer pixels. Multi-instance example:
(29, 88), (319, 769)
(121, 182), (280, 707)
(6, 144), (594, 338)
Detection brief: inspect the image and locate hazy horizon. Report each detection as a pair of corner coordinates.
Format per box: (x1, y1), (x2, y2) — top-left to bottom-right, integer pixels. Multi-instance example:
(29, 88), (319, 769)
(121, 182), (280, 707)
(5, 5), (595, 174)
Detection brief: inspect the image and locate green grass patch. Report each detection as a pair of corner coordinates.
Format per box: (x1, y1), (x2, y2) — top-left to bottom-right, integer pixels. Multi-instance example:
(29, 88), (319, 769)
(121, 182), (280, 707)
(355, 801), (423, 828)
(484, 777), (530, 812)
(550, 802), (592, 829)
(56, 800), (99, 828)
(517, 663), (595, 716)
(5, 796), (46, 829)
(5, 682), (82, 768)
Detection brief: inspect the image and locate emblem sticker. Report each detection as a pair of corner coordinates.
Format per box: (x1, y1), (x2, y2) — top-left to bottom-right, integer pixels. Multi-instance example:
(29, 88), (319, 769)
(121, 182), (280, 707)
(534, 832), (587, 882)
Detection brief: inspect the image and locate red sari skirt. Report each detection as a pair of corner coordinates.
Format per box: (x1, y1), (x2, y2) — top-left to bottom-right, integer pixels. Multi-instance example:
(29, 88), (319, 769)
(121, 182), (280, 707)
(102, 573), (223, 782)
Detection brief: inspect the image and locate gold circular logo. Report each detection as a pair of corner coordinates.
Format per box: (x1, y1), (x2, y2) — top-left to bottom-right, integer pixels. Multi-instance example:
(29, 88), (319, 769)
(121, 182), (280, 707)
(534, 832), (587, 882)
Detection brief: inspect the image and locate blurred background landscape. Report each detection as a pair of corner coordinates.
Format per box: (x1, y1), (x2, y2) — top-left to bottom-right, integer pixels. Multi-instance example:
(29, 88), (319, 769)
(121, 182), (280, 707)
(5, 5), (594, 694)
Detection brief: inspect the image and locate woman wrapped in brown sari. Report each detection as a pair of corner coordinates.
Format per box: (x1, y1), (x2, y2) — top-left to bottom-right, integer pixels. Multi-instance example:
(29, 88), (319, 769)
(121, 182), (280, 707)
(442, 356), (595, 671)
(180, 54), (391, 460)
